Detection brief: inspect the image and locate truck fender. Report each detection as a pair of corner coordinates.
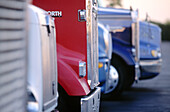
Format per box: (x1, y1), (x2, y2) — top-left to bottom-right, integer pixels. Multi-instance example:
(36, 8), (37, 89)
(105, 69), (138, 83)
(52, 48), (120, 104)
(57, 45), (90, 96)
(112, 44), (135, 66)
(58, 59), (90, 96)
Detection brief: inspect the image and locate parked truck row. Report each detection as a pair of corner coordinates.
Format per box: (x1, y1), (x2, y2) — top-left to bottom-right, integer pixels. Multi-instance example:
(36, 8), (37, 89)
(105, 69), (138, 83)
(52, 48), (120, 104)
(97, 5), (162, 96)
(0, 0), (162, 112)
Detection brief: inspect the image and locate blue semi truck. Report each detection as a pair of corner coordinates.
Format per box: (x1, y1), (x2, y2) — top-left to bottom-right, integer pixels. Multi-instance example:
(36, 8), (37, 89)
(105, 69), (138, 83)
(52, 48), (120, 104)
(98, 22), (119, 94)
(98, 7), (162, 94)
(139, 21), (162, 79)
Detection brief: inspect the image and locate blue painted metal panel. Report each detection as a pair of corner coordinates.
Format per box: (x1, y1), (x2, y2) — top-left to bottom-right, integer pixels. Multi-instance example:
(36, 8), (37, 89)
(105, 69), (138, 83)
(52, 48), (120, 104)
(98, 23), (111, 93)
(111, 27), (131, 46)
(140, 71), (159, 80)
(112, 37), (135, 65)
(98, 25), (108, 58)
(98, 8), (136, 66)
(111, 27), (135, 65)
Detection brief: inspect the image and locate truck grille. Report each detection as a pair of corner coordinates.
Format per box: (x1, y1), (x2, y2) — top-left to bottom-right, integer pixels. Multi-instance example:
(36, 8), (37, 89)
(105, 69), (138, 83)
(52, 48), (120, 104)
(0, 1), (27, 111)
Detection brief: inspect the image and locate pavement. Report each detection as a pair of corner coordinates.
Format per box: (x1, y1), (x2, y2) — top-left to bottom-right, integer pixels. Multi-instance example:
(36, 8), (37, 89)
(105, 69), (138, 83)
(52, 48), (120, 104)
(100, 41), (170, 112)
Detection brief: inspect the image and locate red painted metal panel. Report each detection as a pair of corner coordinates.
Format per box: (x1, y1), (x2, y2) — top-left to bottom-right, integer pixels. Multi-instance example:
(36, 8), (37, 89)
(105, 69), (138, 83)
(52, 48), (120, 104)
(33, 0), (90, 95)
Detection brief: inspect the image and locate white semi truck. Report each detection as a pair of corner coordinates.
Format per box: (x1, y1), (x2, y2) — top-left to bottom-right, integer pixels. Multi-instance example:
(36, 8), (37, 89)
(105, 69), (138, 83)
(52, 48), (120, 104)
(27, 4), (58, 112)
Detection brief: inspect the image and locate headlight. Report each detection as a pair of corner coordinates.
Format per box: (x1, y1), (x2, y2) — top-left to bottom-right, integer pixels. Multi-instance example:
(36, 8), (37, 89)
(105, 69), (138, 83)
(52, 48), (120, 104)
(151, 49), (161, 58)
(151, 50), (157, 57)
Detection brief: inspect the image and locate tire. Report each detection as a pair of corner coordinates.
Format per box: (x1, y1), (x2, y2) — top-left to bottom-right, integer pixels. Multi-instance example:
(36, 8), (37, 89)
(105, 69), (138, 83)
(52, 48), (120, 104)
(125, 67), (135, 89)
(110, 59), (127, 96)
(57, 84), (81, 112)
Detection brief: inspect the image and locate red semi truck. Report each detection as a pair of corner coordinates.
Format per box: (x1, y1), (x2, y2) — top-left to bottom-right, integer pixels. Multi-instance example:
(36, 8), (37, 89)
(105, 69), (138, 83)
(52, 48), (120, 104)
(33, 0), (101, 112)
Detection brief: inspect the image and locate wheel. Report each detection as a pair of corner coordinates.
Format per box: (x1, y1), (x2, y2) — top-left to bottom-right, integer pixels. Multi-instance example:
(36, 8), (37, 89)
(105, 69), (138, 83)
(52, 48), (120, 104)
(109, 59), (127, 96)
(105, 65), (119, 93)
(57, 84), (81, 112)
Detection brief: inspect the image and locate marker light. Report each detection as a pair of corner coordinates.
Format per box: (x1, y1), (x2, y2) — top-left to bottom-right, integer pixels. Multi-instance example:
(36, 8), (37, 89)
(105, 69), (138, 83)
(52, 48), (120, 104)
(98, 62), (103, 68)
(79, 61), (86, 78)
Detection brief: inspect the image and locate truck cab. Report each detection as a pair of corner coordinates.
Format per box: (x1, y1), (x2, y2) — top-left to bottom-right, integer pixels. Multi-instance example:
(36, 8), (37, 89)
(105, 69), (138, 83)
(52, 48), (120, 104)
(98, 22), (119, 94)
(27, 5), (58, 112)
(98, 4), (162, 95)
(98, 7), (140, 94)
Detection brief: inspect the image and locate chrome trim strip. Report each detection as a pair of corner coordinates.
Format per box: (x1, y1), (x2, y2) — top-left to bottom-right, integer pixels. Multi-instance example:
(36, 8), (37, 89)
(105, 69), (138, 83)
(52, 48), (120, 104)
(140, 59), (162, 66)
(140, 59), (162, 73)
(86, 0), (99, 89)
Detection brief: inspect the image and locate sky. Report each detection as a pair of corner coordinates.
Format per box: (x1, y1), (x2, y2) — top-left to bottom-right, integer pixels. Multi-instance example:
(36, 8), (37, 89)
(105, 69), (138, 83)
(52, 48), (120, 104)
(122, 0), (170, 23)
